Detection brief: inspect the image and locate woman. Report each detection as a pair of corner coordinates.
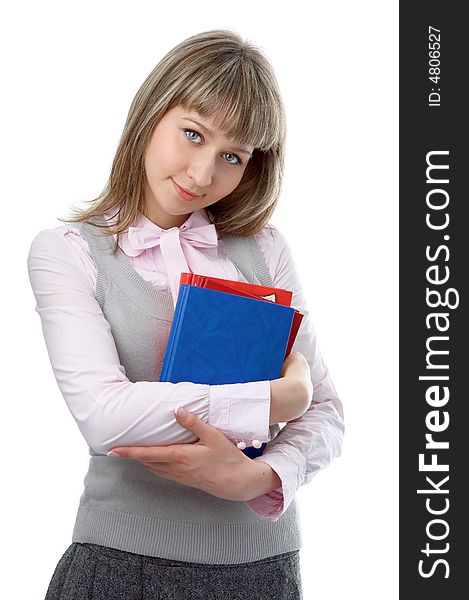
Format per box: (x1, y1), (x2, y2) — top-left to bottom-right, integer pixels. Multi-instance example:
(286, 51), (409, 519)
(28, 29), (344, 599)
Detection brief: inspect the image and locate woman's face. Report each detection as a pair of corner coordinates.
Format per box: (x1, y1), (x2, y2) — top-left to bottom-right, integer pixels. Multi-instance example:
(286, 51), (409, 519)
(143, 105), (254, 229)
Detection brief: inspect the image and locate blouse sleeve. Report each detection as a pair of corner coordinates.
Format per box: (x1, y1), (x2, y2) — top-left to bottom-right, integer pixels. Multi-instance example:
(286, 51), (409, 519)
(245, 225), (345, 520)
(27, 227), (271, 455)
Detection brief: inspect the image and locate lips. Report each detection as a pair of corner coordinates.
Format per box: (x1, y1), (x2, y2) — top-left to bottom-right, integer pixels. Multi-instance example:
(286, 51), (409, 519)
(171, 179), (203, 201)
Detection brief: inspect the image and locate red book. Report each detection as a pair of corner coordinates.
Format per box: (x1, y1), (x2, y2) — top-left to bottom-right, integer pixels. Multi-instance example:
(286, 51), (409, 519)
(179, 273), (303, 358)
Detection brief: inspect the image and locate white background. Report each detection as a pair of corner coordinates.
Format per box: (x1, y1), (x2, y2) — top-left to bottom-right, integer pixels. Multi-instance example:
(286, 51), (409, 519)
(2, 1), (398, 598)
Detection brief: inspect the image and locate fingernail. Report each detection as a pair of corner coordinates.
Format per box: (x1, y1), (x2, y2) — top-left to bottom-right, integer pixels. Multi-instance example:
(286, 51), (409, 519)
(176, 406), (189, 418)
(107, 451), (119, 457)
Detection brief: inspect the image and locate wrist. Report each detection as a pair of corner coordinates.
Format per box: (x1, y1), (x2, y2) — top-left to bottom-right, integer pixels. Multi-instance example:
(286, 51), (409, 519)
(270, 377), (309, 424)
(241, 459), (282, 501)
(269, 378), (289, 424)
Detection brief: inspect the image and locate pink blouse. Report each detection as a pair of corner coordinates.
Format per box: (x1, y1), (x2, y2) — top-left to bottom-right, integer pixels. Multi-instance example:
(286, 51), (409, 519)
(27, 208), (344, 520)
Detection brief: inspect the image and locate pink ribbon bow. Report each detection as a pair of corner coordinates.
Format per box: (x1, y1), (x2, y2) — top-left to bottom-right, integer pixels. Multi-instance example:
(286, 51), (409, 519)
(125, 221), (219, 303)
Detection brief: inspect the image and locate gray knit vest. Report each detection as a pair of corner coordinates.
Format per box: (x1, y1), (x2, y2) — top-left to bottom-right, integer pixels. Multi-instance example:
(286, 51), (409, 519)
(71, 216), (301, 564)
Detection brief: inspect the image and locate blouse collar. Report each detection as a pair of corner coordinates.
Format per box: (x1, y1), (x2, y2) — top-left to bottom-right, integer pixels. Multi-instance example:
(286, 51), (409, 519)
(107, 208), (219, 302)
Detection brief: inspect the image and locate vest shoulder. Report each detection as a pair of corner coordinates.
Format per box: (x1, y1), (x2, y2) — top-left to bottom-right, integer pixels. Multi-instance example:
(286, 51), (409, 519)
(254, 223), (289, 254)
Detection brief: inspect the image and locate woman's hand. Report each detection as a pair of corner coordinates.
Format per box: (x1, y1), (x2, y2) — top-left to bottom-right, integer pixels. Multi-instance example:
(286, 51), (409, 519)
(269, 351), (313, 424)
(108, 408), (281, 501)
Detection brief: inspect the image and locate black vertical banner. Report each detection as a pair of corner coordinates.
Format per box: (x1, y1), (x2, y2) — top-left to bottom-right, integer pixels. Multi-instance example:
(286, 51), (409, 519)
(400, 3), (466, 597)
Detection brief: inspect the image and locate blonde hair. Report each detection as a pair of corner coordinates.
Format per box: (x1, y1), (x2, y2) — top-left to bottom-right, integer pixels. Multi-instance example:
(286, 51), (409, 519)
(61, 29), (286, 248)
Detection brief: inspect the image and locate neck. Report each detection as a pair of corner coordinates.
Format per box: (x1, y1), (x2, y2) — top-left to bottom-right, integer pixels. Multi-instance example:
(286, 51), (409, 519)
(143, 207), (192, 230)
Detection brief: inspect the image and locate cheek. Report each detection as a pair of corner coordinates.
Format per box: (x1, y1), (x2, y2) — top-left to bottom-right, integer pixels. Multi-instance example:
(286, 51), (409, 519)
(171, 151), (197, 181)
(144, 154), (162, 186)
(144, 139), (160, 179)
(220, 168), (246, 194)
(145, 134), (183, 177)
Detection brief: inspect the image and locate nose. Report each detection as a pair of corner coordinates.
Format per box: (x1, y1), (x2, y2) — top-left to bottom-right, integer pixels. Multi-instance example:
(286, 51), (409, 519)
(186, 153), (214, 189)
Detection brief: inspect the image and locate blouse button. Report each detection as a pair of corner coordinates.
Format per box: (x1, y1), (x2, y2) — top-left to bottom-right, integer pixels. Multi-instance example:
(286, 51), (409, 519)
(237, 441), (247, 450)
(252, 439), (262, 449)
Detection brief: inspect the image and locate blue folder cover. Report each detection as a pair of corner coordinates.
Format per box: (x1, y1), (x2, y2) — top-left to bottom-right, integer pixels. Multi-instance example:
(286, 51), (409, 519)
(161, 284), (294, 384)
(160, 284), (295, 457)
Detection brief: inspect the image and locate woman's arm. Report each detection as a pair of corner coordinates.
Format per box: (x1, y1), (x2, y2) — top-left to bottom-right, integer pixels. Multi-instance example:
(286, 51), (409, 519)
(245, 225), (345, 519)
(27, 226), (277, 454)
(109, 226), (343, 507)
(111, 406), (283, 501)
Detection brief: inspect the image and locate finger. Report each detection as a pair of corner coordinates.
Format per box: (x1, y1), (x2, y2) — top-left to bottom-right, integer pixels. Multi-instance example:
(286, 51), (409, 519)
(143, 463), (170, 473)
(174, 407), (218, 440)
(143, 465), (171, 478)
(142, 462), (172, 473)
(108, 446), (176, 462)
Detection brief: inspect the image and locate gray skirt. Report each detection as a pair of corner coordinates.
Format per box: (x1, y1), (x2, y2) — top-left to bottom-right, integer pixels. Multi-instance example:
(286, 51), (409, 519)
(45, 542), (302, 600)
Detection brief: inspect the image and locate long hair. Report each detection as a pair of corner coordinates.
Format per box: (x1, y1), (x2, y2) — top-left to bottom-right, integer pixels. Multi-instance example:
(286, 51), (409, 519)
(61, 30), (286, 251)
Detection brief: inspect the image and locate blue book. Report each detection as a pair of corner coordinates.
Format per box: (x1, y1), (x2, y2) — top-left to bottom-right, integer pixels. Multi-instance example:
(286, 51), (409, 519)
(160, 284), (295, 457)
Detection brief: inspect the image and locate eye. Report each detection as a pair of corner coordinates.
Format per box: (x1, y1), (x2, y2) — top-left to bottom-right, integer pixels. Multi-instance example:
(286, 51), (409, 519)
(183, 128), (203, 144)
(222, 152), (242, 166)
(183, 128), (243, 166)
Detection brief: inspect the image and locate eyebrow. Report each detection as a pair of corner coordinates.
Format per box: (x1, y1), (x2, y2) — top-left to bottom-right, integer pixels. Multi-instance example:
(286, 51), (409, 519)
(182, 117), (253, 157)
